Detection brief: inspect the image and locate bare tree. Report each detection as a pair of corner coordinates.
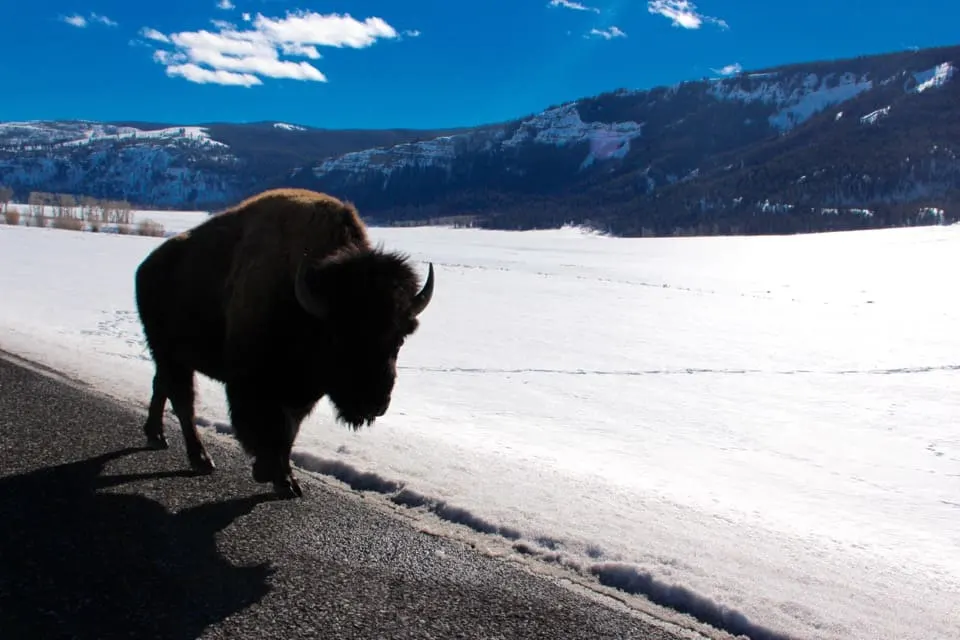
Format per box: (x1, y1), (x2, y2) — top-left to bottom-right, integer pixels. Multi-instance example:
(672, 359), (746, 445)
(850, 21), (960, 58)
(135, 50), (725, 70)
(28, 191), (42, 215)
(82, 196), (103, 231)
(57, 193), (77, 218)
(116, 199), (133, 225)
(51, 194), (81, 230)
(78, 195), (95, 220)
(0, 185), (12, 213)
(96, 199), (113, 228)
(0, 185), (16, 225)
(27, 191), (48, 226)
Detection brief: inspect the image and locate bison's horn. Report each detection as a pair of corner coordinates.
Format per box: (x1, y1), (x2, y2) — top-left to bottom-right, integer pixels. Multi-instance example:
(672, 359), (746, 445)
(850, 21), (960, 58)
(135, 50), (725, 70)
(294, 255), (328, 319)
(410, 263), (434, 317)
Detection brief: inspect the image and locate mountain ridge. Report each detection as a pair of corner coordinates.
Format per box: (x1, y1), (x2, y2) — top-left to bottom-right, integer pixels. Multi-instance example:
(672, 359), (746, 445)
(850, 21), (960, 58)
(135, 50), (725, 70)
(2, 43), (958, 236)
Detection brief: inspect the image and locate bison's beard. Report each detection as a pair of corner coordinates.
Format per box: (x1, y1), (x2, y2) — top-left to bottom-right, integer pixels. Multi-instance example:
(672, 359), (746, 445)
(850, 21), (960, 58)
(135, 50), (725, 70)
(327, 391), (388, 431)
(334, 408), (378, 431)
(326, 369), (394, 430)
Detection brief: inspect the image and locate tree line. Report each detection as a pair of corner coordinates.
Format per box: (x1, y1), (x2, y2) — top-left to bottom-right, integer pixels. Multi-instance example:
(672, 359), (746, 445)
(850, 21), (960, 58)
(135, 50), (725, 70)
(0, 185), (163, 236)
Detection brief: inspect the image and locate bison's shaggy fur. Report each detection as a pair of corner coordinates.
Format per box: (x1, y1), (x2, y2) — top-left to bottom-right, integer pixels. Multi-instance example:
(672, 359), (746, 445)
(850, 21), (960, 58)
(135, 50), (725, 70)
(134, 188), (435, 498)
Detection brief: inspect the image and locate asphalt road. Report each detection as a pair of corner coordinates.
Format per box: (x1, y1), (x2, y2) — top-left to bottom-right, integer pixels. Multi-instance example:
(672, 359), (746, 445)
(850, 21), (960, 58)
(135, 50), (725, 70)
(0, 352), (712, 640)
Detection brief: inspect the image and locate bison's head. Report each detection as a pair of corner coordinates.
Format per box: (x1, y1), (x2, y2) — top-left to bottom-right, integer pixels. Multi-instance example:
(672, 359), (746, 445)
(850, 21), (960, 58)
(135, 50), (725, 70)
(293, 246), (434, 429)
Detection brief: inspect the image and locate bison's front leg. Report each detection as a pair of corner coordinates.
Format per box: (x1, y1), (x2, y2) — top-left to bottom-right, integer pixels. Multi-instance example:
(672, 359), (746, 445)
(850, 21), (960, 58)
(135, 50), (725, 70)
(226, 382), (303, 499)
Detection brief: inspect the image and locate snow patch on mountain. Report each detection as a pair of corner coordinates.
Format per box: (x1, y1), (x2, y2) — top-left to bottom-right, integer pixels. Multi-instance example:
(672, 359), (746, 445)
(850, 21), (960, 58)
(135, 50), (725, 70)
(0, 121), (226, 150)
(312, 134), (464, 182)
(273, 122), (307, 131)
(910, 62), (955, 93)
(501, 102), (644, 149)
(63, 125), (226, 149)
(311, 102), (644, 181)
(579, 130), (634, 170)
(861, 106), (891, 125)
(0, 143), (242, 206)
(708, 71), (874, 131)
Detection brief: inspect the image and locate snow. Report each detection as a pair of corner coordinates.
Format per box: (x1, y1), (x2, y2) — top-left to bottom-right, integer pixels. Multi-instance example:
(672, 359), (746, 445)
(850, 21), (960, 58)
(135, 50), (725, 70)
(0, 142), (239, 208)
(62, 125), (226, 149)
(860, 106), (891, 125)
(273, 122), (307, 131)
(501, 102), (644, 150)
(313, 135), (462, 181)
(0, 121), (226, 149)
(911, 62), (955, 93)
(0, 121), (240, 208)
(1, 218), (959, 640)
(312, 102), (643, 180)
(709, 71), (874, 131)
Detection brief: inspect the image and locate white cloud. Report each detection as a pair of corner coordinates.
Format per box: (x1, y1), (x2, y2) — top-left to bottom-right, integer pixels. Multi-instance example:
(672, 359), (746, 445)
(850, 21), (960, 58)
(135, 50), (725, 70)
(90, 12), (117, 27)
(711, 62), (742, 76)
(280, 42), (321, 59)
(167, 63), (261, 87)
(62, 14), (87, 28)
(145, 10), (403, 87)
(252, 11), (397, 48)
(647, 1), (728, 30)
(61, 12), (117, 28)
(140, 27), (170, 43)
(403, 29), (421, 38)
(588, 26), (627, 40)
(217, 0), (235, 9)
(548, 0), (600, 13)
(242, 13), (251, 22)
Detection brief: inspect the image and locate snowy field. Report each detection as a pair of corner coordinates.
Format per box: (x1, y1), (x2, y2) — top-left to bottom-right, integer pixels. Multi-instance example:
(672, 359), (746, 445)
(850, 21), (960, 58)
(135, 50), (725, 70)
(1, 215), (958, 640)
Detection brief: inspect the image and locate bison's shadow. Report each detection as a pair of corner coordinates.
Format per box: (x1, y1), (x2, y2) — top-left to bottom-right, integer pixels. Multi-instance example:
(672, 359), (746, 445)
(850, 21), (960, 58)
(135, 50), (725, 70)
(0, 447), (275, 640)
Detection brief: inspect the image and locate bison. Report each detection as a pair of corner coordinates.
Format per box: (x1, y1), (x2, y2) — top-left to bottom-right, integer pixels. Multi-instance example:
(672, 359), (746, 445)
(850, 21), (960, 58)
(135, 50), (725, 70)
(134, 188), (435, 498)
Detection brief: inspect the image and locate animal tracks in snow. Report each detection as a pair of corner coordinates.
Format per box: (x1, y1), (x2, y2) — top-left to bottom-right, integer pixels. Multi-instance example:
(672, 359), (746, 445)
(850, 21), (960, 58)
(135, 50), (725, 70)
(401, 364), (960, 377)
(79, 309), (151, 361)
(431, 260), (869, 306)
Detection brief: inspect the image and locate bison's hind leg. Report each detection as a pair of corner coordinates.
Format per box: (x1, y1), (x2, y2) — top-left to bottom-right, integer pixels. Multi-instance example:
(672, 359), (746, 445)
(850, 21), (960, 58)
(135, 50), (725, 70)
(143, 370), (169, 450)
(162, 362), (216, 475)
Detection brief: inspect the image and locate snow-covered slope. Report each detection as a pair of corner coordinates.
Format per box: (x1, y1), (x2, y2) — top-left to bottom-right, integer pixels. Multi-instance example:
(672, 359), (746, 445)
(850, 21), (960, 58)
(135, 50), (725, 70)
(304, 58), (957, 187)
(911, 61), (955, 93)
(0, 121), (242, 207)
(0, 120), (449, 208)
(272, 122), (307, 132)
(310, 102), (646, 184)
(0, 121), (226, 150)
(707, 70), (875, 131)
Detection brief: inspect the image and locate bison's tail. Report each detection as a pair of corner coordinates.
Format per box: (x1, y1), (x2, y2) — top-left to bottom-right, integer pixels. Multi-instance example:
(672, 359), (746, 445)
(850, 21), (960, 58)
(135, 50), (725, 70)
(134, 249), (166, 360)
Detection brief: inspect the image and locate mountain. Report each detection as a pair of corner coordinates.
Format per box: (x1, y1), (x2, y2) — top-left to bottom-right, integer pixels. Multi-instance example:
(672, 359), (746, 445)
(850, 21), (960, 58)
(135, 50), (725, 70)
(0, 121), (470, 209)
(2, 44), (958, 236)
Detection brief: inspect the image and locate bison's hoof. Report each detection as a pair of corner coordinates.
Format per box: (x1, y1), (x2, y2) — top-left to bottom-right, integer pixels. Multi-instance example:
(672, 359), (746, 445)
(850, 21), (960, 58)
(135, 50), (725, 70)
(190, 451), (216, 475)
(273, 476), (303, 500)
(146, 433), (169, 450)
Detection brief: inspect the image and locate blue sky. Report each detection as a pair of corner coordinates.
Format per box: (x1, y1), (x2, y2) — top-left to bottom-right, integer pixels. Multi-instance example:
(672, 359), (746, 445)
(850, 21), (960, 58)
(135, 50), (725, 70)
(1, 1), (958, 130)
